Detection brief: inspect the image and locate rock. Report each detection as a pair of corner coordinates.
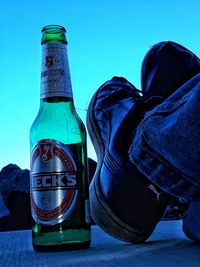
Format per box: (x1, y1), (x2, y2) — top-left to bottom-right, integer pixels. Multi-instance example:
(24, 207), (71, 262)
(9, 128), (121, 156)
(0, 164), (31, 231)
(0, 159), (97, 231)
(0, 160), (190, 231)
(0, 164), (30, 197)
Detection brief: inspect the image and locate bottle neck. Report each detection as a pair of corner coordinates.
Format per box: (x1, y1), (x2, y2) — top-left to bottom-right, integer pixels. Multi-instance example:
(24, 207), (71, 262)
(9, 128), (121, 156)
(40, 43), (73, 101)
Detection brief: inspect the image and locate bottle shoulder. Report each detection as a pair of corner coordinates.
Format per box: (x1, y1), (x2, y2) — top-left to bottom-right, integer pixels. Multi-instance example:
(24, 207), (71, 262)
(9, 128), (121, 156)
(30, 106), (86, 147)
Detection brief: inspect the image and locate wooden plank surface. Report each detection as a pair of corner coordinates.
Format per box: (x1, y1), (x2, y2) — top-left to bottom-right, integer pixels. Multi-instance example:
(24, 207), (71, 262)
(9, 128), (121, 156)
(0, 221), (199, 267)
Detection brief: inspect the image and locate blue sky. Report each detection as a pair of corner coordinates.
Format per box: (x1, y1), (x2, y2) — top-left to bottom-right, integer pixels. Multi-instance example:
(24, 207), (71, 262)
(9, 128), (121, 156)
(1, 0), (200, 170)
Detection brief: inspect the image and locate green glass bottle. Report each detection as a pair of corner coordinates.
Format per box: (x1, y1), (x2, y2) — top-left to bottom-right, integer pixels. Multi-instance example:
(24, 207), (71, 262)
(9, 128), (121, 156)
(30, 25), (91, 251)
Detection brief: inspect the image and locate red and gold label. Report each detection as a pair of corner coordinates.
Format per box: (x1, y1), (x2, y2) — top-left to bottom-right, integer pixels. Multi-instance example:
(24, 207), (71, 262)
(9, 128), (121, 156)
(30, 139), (79, 225)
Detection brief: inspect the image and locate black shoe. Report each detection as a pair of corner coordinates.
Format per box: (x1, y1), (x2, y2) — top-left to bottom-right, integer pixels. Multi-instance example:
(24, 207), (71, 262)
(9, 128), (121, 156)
(87, 76), (170, 243)
(141, 41), (200, 99)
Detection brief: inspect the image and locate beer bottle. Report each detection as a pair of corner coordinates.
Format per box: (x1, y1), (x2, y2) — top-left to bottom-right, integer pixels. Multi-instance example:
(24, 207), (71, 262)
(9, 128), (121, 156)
(30, 25), (91, 251)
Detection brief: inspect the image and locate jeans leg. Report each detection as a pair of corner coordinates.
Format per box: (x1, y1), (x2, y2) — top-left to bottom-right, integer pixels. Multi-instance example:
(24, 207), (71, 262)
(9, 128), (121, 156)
(129, 73), (200, 199)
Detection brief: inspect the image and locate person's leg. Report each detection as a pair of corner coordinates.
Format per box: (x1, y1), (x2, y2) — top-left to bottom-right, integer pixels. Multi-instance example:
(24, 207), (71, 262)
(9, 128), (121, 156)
(130, 42), (200, 241)
(87, 41), (200, 243)
(130, 73), (200, 198)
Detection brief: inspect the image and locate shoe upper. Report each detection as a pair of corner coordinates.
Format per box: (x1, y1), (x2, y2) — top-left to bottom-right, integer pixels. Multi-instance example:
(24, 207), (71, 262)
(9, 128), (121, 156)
(141, 41), (200, 99)
(92, 76), (143, 160)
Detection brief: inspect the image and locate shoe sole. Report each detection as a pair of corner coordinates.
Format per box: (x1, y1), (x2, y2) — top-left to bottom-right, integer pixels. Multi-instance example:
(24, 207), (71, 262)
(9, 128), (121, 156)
(86, 88), (149, 243)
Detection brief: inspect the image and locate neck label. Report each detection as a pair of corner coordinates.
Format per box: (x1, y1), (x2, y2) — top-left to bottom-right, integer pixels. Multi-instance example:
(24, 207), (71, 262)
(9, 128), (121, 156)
(40, 44), (73, 99)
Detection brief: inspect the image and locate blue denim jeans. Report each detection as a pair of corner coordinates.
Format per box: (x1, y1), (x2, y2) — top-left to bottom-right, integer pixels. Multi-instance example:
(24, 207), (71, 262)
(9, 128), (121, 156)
(130, 73), (200, 200)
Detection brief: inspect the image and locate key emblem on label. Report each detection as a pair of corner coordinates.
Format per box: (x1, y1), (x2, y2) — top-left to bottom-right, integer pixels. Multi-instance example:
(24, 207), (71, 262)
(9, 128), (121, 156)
(30, 139), (78, 225)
